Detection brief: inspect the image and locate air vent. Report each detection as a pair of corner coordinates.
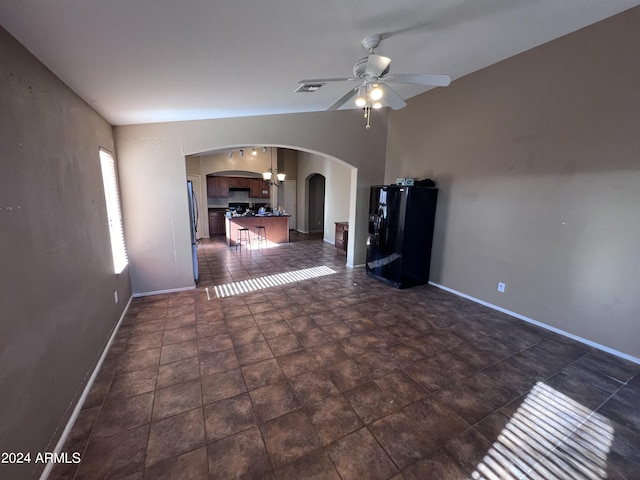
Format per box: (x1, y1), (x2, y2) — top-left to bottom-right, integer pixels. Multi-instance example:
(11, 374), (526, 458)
(295, 83), (324, 93)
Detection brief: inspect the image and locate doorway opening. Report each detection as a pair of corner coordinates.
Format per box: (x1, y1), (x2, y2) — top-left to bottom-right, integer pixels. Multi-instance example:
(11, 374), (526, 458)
(308, 173), (326, 234)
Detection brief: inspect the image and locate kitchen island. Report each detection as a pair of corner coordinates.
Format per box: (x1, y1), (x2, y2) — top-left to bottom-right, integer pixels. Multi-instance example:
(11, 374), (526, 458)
(225, 215), (290, 247)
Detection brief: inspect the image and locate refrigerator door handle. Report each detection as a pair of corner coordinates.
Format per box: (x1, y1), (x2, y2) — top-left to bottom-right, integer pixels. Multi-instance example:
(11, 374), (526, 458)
(192, 189), (199, 237)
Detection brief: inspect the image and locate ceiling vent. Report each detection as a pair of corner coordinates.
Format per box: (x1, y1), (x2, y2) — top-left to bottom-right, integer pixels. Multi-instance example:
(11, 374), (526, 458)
(295, 83), (324, 93)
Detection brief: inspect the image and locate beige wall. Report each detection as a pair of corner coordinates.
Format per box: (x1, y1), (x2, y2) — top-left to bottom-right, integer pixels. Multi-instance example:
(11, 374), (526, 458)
(189, 148), (350, 240)
(386, 8), (640, 359)
(115, 110), (387, 294)
(198, 148), (274, 177)
(3, 8), (637, 479)
(187, 148), (287, 236)
(0, 26), (131, 479)
(296, 151), (354, 244)
(199, 148), (276, 210)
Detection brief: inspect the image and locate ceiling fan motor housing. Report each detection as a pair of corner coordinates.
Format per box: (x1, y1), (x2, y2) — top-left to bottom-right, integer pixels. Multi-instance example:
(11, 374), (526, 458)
(353, 57), (369, 78)
(353, 57), (390, 80)
(361, 34), (382, 52)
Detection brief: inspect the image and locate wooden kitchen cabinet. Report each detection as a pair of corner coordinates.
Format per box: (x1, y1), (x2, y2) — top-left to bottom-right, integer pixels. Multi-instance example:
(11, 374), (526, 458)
(208, 210), (226, 235)
(334, 222), (348, 254)
(207, 176), (229, 198)
(207, 175), (270, 199)
(206, 176), (215, 197)
(228, 177), (250, 188)
(250, 178), (270, 198)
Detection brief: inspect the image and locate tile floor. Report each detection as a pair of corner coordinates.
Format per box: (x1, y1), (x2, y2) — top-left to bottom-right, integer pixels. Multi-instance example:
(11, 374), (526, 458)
(51, 234), (640, 479)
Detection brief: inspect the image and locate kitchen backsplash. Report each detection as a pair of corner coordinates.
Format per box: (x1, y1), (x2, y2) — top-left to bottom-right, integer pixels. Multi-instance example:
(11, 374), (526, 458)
(207, 190), (269, 208)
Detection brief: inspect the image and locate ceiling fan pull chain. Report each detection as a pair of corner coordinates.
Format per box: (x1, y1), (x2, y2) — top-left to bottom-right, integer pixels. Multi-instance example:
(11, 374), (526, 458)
(365, 105), (371, 129)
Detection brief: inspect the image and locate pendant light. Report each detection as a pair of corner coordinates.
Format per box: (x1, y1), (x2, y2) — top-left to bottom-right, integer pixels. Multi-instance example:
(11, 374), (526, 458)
(262, 148), (285, 188)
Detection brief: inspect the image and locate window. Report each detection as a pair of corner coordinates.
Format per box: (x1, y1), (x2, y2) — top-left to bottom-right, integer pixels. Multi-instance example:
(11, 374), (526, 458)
(99, 149), (128, 274)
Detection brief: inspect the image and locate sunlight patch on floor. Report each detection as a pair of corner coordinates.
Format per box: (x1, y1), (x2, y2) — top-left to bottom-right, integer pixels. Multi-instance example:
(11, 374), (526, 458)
(212, 265), (337, 298)
(473, 382), (614, 479)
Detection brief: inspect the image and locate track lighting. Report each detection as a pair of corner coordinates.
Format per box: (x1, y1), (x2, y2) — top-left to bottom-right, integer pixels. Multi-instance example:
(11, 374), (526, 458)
(227, 146), (271, 160)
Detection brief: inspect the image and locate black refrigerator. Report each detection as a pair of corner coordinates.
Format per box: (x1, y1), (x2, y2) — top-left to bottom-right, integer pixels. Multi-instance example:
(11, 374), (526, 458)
(366, 185), (438, 288)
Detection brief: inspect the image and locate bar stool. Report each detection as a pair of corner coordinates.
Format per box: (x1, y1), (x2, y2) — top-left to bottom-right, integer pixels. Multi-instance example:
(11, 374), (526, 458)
(253, 225), (267, 250)
(236, 228), (250, 251)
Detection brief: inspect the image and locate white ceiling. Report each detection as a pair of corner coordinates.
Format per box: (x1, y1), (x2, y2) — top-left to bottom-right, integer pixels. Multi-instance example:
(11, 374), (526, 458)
(1, 0), (638, 126)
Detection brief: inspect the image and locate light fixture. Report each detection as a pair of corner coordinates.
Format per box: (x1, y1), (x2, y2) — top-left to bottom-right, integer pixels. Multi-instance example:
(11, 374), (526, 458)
(355, 86), (367, 107)
(252, 148), (257, 156)
(227, 151), (233, 158)
(239, 149), (244, 157)
(263, 148), (285, 188)
(263, 147), (267, 153)
(355, 81), (386, 129)
(369, 84), (383, 101)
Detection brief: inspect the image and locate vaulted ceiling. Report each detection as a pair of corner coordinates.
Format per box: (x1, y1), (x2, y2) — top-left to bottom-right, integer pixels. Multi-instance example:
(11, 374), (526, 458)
(1, 0), (638, 126)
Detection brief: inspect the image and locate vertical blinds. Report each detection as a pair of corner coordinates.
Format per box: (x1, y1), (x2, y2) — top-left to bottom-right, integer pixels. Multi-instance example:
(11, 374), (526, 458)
(99, 149), (128, 274)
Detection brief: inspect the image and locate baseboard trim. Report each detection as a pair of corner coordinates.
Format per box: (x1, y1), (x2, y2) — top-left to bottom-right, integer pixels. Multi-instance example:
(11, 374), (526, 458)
(40, 295), (133, 480)
(132, 286), (195, 297)
(429, 281), (640, 366)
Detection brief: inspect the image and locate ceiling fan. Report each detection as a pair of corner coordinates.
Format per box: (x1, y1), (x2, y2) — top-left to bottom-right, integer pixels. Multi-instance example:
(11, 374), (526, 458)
(298, 34), (451, 128)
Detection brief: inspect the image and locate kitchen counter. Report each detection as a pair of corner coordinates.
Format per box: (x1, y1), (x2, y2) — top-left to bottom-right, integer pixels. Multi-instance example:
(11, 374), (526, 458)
(225, 215), (290, 246)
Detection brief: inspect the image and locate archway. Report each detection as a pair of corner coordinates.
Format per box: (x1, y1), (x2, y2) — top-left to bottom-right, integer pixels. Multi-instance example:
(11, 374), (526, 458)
(117, 112), (387, 294)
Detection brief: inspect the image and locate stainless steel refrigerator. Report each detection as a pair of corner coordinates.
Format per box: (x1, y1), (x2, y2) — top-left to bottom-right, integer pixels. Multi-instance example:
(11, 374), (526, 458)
(366, 185), (438, 288)
(187, 180), (199, 283)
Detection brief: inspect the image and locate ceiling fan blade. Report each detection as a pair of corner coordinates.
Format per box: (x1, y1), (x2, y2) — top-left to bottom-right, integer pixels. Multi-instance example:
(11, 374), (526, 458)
(327, 88), (358, 111)
(381, 84), (407, 110)
(298, 77), (357, 84)
(387, 73), (451, 87)
(376, 20), (433, 41)
(365, 54), (391, 77)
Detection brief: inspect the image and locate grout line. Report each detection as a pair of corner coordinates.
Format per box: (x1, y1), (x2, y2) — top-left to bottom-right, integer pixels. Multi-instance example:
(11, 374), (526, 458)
(39, 296), (134, 480)
(429, 281), (640, 366)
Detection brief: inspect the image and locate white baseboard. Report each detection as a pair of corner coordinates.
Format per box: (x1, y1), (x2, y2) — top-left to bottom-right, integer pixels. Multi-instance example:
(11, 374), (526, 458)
(40, 296), (133, 480)
(429, 281), (640, 366)
(133, 285), (195, 297)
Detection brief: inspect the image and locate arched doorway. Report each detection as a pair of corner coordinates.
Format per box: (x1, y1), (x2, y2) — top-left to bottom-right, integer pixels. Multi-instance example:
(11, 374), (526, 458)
(308, 173), (326, 234)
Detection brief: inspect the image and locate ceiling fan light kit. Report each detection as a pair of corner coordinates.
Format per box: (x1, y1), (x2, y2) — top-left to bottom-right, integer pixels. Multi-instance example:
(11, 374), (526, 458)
(355, 86), (367, 107)
(369, 84), (383, 101)
(299, 34), (451, 129)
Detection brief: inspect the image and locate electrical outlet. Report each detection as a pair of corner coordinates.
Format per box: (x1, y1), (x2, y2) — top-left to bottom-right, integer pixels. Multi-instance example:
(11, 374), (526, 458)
(114, 291), (119, 303)
(497, 282), (506, 293)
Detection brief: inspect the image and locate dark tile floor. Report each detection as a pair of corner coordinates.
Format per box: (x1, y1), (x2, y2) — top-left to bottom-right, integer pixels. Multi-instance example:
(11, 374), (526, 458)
(51, 234), (640, 479)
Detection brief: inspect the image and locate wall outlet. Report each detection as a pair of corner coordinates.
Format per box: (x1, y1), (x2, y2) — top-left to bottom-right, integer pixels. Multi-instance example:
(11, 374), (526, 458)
(497, 282), (506, 293)
(114, 291), (119, 304)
